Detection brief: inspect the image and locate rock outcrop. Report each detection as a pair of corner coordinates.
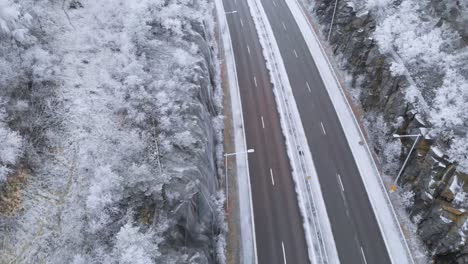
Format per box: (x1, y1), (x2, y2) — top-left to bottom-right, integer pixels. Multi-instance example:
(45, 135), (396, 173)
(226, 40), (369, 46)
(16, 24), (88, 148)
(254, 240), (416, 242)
(301, 0), (468, 262)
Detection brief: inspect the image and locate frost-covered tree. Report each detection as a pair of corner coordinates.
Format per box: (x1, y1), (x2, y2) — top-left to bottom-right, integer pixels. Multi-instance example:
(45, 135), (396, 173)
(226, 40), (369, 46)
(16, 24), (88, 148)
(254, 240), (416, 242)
(0, 0), (224, 262)
(373, 0), (468, 172)
(112, 223), (160, 264)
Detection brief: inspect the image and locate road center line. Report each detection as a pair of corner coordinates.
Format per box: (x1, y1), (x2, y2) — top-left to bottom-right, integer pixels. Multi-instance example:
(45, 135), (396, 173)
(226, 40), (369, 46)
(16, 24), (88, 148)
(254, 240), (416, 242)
(282, 242), (287, 264)
(282, 22), (287, 31)
(270, 168), (275, 186)
(293, 49), (298, 58)
(261, 116), (265, 128)
(306, 81), (311, 93)
(361, 247), (368, 264)
(254, 76), (257, 87)
(337, 174), (344, 192)
(247, 45), (251, 54)
(320, 122), (326, 135)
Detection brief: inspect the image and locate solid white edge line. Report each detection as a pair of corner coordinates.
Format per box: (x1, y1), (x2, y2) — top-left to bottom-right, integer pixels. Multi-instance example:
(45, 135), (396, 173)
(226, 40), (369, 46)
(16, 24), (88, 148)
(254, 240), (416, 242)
(283, 0), (415, 263)
(214, 0), (259, 263)
(270, 168), (275, 186)
(361, 247), (368, 264)
(261, 116), (265, 128)
(320, 122), (326, 135)
(337, 174), (344, 192)
(282, 242), (287, 264)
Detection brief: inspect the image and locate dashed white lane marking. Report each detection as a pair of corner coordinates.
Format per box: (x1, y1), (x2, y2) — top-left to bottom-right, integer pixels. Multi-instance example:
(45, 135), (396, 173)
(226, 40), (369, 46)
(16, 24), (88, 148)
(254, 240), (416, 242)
(361, 247), (368, 264)
(320, 122), (327, 135)
(282, 22), (287, 31)
(345, 207), (351, 218)
(293, 49), (298, 58)
(261, 116), (265, 128)
(254, 76), (258, 87)
(273, 1), (277, 7)
(240, 18), (244, 28)
(337, 174), (344, 192)
(306, 81), (311, 93)
(270, 168), (275, 186)
(247, 45), (251, 54)
(282, 242), (287, 264)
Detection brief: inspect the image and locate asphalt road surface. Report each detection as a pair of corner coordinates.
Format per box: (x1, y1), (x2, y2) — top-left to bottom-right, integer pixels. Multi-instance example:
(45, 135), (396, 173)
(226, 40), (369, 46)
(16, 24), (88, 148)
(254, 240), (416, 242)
(223, 0), (393, 263)
(224, 0), (309, 263)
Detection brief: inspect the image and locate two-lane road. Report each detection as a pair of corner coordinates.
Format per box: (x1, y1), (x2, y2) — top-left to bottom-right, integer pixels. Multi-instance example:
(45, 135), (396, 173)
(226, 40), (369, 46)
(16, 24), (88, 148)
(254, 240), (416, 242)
(223, 0), (309, 263)
(223, 0), (393, 263)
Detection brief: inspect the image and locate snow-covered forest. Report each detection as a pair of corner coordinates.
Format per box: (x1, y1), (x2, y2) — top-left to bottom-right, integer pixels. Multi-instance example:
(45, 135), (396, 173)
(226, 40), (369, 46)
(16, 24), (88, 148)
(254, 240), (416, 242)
(0, 0), (225, 263)
(370, 0), (468, 171)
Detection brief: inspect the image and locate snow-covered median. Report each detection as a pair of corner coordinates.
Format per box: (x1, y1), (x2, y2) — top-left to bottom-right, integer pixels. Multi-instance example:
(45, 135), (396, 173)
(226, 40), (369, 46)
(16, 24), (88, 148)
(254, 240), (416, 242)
(245, 0), (340, 263)
(283, 0), (414, 263)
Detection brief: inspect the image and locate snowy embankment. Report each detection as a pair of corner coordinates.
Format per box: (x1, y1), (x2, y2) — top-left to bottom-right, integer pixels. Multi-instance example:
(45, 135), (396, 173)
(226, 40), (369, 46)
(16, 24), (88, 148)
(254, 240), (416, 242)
(214, 0), (258, 263)
(283, 0), (414, 263)
(0, 0), (225, 263)
(245, 0), (341, 263)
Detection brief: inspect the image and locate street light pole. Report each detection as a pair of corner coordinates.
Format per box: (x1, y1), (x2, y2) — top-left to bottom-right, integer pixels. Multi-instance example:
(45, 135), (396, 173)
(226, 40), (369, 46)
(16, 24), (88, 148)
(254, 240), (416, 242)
(327, 0), (339, 41)
(224, 149), (254, 210)
(390, 134), (421, 192)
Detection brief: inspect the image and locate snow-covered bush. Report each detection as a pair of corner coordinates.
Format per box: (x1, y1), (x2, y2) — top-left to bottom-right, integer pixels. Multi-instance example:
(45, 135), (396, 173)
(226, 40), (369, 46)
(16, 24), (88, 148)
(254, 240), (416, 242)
(113, 223), (160, 264)
(0, 0), (34, 43)
(366, 0), (391, 10)
(401, 190), (415, 208)
(0, 122), (22, 181)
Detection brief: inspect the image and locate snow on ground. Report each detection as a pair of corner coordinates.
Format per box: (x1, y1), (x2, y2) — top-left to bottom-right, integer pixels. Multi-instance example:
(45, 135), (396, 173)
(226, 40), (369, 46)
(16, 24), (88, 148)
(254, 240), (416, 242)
(281, 0), (414, 263)
(370, 0), (468, 172)
(246, 0), (341, 263)
(0, 0), (224, 263)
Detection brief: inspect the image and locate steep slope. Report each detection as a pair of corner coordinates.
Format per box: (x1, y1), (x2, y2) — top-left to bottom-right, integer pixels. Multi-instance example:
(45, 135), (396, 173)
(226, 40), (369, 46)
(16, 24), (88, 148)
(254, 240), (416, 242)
(0, 0), (224, 263)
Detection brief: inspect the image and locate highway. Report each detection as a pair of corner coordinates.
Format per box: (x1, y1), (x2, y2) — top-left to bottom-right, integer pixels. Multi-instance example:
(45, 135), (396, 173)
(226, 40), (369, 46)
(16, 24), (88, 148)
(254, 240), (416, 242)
(222, 0), (392, 263)
(224, 0), (309, 263)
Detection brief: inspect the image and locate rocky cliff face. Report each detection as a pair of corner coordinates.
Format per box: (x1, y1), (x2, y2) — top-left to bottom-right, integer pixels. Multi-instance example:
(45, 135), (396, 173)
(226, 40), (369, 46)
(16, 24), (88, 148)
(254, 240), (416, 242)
(301, 0), (468, 262)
